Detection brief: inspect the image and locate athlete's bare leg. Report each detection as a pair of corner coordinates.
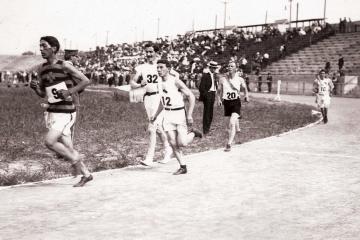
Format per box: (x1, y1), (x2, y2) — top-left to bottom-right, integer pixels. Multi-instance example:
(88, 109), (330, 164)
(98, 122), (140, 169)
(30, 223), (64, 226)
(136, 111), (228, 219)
(227, 113), (239, 145)
(235, 118), (241, 132)
(175, 127), (195, 147)
(166, 130), (185, 166)
(45, 129), (78, 163)
(156, 127), (173, 163)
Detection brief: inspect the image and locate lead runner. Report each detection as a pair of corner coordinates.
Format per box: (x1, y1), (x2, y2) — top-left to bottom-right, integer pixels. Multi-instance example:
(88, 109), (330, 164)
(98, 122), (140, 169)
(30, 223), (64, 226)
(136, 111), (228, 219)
(30, 36), (93, 187)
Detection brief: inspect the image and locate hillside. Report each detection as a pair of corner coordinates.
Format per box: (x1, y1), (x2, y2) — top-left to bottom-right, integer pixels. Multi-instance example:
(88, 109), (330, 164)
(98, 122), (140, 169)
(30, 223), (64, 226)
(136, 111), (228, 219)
(0, 55), (44, 72)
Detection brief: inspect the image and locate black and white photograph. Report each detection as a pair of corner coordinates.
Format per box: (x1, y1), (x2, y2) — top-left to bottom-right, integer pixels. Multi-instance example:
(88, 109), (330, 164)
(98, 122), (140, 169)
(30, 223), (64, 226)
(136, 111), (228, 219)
(0, 0), (359, 239)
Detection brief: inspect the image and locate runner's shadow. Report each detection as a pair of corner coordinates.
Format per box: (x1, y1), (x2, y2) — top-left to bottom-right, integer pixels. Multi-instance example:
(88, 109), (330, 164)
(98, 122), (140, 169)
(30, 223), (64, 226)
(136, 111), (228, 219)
(16, 181), (73, 188)
(124, 165), (173, 174)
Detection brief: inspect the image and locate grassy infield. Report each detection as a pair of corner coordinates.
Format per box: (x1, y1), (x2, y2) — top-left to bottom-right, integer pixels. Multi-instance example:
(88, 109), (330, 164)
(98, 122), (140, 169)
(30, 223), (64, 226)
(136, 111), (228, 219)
(0, 86), (318, 186)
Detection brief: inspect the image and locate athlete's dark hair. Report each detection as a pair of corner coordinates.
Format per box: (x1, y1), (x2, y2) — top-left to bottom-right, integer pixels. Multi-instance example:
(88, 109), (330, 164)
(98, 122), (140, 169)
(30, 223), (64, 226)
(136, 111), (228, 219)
(40, 36), (60, 54)
(144, 43), (159, 53)
(157, 59), (171, 68)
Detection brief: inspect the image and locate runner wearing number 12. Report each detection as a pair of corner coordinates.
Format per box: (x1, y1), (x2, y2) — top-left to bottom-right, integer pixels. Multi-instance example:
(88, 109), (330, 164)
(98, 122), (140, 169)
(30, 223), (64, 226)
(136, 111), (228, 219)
(130, 43), (173, 166)
(30, 36), (93, 187)
(151, 59), (202, 175)
(218, 61), (249, 152)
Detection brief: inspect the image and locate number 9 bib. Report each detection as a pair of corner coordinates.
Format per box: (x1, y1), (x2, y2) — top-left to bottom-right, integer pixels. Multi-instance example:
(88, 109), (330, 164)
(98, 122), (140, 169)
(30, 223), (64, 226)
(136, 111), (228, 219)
(46, 82), (68, 103)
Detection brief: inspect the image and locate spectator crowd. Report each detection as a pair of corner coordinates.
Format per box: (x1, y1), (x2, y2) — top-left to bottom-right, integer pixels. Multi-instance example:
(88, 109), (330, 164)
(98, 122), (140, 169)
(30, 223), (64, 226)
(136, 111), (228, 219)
(1, 19), (337, 92)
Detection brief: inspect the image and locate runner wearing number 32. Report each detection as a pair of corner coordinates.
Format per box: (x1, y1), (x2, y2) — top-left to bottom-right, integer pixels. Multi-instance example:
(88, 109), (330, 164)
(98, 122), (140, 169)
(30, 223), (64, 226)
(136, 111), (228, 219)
(217, 61), (249, 152)
(130, 43), (174, 166)
(30, 36), (93, 187)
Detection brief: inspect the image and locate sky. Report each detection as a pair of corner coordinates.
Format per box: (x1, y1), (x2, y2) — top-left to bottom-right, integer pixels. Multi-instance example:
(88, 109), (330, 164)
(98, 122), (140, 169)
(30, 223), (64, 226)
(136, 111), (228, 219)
(0, 0), (358, 55)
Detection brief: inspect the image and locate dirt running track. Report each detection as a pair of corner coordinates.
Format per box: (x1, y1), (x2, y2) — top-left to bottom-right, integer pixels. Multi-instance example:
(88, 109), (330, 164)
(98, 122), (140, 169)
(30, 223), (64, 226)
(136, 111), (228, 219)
(1, 94), (360, 240)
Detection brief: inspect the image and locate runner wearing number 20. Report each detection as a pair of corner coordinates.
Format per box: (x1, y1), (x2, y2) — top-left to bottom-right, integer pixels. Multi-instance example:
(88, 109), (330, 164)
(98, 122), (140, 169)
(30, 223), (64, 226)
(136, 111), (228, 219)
(30, 36), (93, 187)
(130, 43), (173, 166)
(217, 61), (249, 152)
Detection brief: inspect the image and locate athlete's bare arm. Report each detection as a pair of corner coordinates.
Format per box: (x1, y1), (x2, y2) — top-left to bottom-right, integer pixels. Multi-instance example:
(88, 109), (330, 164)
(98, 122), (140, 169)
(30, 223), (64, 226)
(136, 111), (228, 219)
(29, 64), (46, 98)
(217, 77), (224, 105)
(59, 61), (90, 99)
(240, 78), (249, 101)
(129, 70), (143, 89)
(175, 78), (195, 124)
(150, 101), (164, 123)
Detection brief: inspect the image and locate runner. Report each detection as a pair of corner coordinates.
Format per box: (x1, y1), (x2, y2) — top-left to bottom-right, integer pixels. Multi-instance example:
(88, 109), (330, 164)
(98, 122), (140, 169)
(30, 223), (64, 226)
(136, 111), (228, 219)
(151, 59), (202, 175)
(130, 43), (173, 166)
(218, 61), (249, 152)
(313, 69), (334, 124)
(30, 36), (93, 187)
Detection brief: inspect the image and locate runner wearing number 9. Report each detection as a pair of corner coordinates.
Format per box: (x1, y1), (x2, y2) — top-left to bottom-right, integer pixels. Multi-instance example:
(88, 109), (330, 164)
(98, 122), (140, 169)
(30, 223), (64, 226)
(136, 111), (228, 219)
(30, 36), (93, 187)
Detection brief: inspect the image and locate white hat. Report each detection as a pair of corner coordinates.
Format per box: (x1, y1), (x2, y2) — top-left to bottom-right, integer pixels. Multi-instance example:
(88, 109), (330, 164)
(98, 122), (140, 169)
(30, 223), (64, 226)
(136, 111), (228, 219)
(207, 61), (218, 68)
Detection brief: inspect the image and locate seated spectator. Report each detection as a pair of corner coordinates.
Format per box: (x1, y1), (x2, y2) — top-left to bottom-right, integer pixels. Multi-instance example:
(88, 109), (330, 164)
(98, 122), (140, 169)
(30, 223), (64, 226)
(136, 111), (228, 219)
(239, 55), (248, 71)
(299, 28), (306, 36)
(279, 44), (286, 58)
(262, 53), (269, 68)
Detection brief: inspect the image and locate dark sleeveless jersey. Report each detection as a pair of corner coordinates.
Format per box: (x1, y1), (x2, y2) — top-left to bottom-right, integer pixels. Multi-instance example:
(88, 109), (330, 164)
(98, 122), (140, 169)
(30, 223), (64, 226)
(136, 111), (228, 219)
(39, 60), (76, 113)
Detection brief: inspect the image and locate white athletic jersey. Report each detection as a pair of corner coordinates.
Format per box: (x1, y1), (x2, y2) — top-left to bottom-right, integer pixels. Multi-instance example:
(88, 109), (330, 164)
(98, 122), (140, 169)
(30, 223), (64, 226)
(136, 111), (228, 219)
(135, 63), (161, 93)
(314, 78), (333, 96)
(161, 75), (184, 109)
(221, 74), (245, 100)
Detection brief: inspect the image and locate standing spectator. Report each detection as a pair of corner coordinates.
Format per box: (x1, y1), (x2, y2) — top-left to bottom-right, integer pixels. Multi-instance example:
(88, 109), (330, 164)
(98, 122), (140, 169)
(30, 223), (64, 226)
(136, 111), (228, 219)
(324, 61), (331, 74)
(257, 74), (263, 92)
(338, 69), (345, 95)
(243, 73), (250, 92)
(338, 54), (344, 70)
(339, 18), (344, 33)
(253, 52), (263, 72)
(331, 71), (339, 95)
(199, 61), (218, 135)
(266, 72), (273, 93)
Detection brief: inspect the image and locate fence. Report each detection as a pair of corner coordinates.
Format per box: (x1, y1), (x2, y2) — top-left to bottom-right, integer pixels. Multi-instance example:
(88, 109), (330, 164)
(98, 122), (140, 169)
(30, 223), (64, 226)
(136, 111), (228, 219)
(248, 75), (360, 98)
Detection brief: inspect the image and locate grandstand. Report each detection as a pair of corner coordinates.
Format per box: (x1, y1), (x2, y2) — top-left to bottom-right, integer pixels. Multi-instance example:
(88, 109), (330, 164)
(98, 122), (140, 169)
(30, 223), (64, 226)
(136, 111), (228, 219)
(264, 32), (360, 75)
(259, 31), (360, 95)
(1, 17), (359, 97)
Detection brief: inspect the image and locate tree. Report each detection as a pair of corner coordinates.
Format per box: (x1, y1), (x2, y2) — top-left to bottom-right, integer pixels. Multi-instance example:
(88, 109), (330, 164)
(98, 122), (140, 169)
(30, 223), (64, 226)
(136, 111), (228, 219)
(22, 51), (35, 56)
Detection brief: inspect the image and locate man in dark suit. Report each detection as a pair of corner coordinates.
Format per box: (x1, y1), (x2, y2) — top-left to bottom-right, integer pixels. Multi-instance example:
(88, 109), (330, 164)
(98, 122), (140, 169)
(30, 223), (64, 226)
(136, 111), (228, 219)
(199, 61), (218, 134)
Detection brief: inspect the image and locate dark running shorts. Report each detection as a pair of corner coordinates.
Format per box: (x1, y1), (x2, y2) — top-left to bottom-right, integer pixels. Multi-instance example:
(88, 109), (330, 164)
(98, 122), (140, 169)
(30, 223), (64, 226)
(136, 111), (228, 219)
(223, 98), (241, 117)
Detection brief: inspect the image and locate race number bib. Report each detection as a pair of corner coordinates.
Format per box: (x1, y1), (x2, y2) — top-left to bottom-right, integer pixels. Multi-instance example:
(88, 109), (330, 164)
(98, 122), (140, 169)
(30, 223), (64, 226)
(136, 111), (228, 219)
(45, 82), (68, 103)
(226, 92), (238, 100)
